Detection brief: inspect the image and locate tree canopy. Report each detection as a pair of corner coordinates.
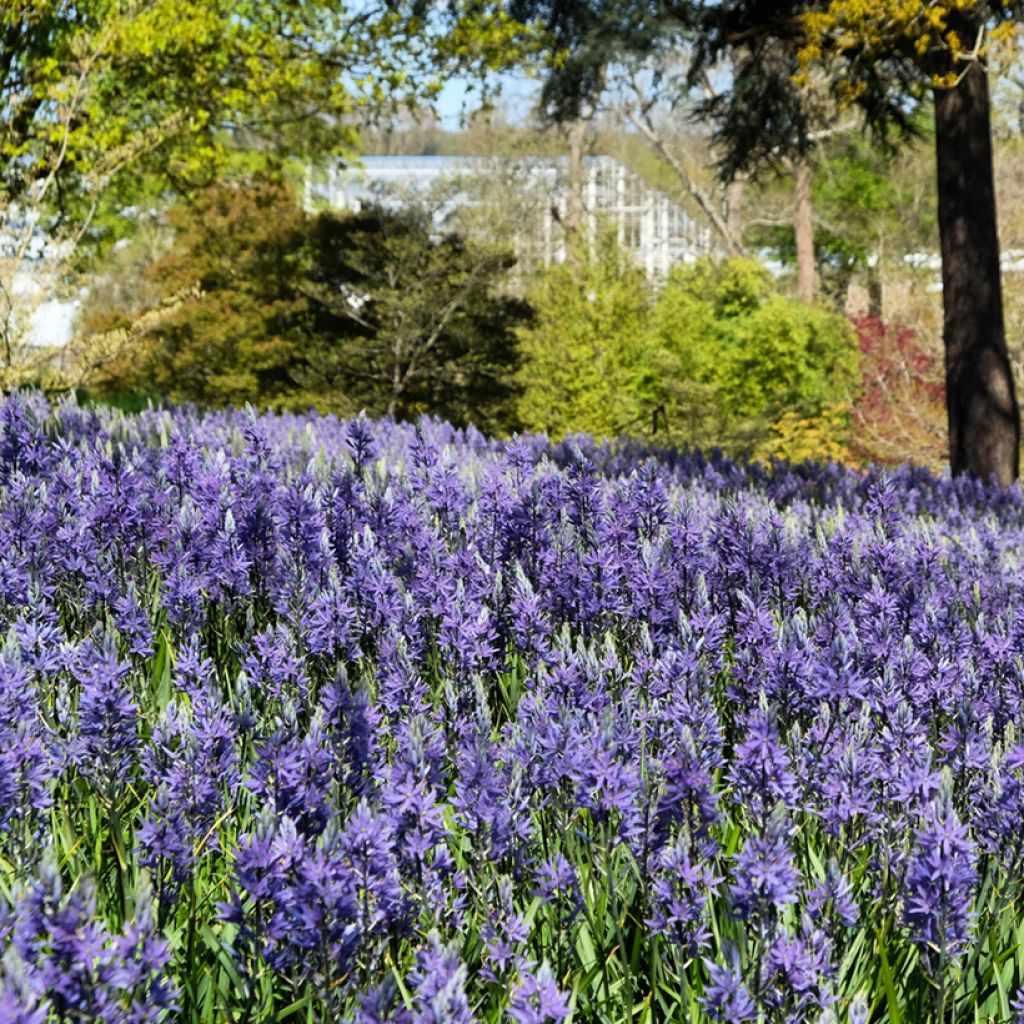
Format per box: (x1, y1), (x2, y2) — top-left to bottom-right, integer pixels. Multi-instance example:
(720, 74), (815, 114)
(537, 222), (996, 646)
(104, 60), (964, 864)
(1, 0), (526, 211)
(84, 183), (529, 431)
(474, 0), (1024, 483)
(0, 0), (527, 375)
(517, 240), (858, 459)
(799, 1), (1023, 484)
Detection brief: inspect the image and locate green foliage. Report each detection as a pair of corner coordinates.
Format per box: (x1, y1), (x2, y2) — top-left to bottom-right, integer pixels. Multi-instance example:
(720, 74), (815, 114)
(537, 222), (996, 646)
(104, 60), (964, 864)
(727, 292), (856, 419)
(747, 127), (938, 304)
(1, 0), (535, 389)
(293, 203), (530, 431)
(86, 184), (528, 431)
(518, 246), (860, 459)
(85, 182), (309, 409)
(0, 0), (534, 278)
(812, 132), (931, 264)
(651, 258), (859, 458)
(516, 235), (652, 439)
(4, 2), (332, 221)
(504, 0), (665, 122)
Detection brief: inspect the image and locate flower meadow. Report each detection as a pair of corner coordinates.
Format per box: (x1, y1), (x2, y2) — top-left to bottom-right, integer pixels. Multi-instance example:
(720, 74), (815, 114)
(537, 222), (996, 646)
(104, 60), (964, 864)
(4, 395), (1024, 1024)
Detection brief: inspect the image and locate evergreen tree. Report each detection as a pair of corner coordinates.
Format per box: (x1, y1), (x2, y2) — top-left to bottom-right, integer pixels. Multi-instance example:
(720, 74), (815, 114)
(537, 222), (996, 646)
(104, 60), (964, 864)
(84, 185), (528, 431)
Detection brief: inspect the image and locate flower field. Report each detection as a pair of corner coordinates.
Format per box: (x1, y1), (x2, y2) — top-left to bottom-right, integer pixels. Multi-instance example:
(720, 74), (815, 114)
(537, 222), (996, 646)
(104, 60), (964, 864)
(4, 394), (1024, 1023)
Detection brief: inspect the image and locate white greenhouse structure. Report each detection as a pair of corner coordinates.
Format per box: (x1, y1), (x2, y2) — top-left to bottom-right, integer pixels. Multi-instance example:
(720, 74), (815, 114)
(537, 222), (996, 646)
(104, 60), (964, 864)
(305, 155), (718, 279)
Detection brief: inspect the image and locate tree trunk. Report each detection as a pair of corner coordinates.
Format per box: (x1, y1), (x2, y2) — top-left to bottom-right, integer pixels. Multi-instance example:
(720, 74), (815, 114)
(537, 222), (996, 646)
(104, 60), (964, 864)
(563, 116), (587, 269)
(934, 60), (1019, 485)
(793, 153), (815, 304)
(867, 238), (883, 318)
(726, 173), (745, 245)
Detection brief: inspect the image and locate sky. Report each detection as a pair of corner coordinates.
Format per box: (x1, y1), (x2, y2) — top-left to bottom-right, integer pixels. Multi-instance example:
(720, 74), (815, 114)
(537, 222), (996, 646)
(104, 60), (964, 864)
(433, 72), (542, 129)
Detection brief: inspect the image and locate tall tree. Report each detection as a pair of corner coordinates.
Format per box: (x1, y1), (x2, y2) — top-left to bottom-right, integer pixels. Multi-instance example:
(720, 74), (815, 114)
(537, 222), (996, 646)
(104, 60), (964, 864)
(496, 4), (834, 294)
(685, 26), (827, 300)
(489, 0), (1022, 481)
(620, 65), (748, 257)
(296, 203), (529, 429)
(84, 185), (529, 430)
(799, 2), (1021, 482)
(505, 1), (663, 264)
(671, 0), (1022, 483)
(1, 0), (521, 376)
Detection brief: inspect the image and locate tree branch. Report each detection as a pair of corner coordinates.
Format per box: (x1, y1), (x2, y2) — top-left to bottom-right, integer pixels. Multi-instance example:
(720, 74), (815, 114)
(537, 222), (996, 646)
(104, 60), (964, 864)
(625, 103), (746, 257)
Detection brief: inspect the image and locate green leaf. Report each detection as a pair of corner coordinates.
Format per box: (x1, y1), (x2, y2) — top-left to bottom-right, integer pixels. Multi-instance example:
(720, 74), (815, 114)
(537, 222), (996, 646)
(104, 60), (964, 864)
(876, 931), (903, 1024)
(151, 628), (174, 713)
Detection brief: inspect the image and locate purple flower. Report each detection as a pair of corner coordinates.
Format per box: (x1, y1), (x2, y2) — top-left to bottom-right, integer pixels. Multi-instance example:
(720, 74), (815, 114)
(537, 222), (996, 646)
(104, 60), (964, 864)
(75, 646), (139, 785)
(481, 877), (529, 983)
(647, 834), (722, 956)
(0, 658), (59, 844)
(354, 980), (411, 1024)
(980, 742), (1024, 866)
(304, 584), (360, 663)
(9, 387), (1024, 1022)
(730, 811), (801, 922)
(533, 854), (579, 908)
(246, 712), (333, 836)
(240, 626), (309, 705)
(137, 693), (238, 891)
(135, 785), (192, 889)
(339, 800), (407, 936)
(651, 726), (721, 855)
(320, 669), (381, 795)
(104, 877), (179, 1022)
(903, 785), (977, 965)
(452, 728), (516, 860)
(506, 962), (570, 1024)
(702, 945), (757, 1024)
(111, 589), (155, 660)
(848, 992), (870, 1024)
(408, 933), (474, 1024)
(0, 991), (49, 1024)
(727, 706), (800, 823)
(7, 852), (177, 1023)
(806, 861), (858, 933)
(221, 809), (364, 996)
(758, 924), (835, 1022)
(1011, 985), (1024, 1024)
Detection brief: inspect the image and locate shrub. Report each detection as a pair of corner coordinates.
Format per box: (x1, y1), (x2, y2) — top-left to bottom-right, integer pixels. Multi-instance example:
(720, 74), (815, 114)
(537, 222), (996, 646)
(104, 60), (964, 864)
(848, 314), (946, 469)
(518, 247), (860, 460)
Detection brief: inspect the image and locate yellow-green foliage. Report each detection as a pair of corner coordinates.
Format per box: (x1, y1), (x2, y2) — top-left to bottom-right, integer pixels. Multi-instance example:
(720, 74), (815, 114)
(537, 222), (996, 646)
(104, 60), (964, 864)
(1, 1), (530, 236)
(516, 236), (652, 439)
(758, 405), (853, 464)
(800, 0), (1021, 93)
(518, 247), (860, 461)
(648, 258), (859, 458)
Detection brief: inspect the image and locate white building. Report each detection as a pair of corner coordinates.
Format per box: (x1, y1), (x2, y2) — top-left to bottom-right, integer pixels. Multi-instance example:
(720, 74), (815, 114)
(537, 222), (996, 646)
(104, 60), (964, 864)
(306, 155), (717, 279)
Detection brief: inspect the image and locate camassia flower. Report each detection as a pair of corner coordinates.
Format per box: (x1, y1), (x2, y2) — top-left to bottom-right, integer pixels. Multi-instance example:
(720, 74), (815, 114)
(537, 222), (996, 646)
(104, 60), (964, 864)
(5, 852), (177, 1022)
(647, 832), (722, 955)
(74, 645), (140, 787)
(730, 809), (801, 923)
(506, 962), (571, 1024)
(903, 782), (978, 965)
(702, 944), (757, 1023)
(407, 933), (474, 1024)
(0, 393), (1023, 1020)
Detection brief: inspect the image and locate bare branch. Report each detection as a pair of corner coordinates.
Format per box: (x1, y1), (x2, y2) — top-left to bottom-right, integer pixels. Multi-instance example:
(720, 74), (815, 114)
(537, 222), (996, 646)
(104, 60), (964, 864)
(625, 99), (746, 257)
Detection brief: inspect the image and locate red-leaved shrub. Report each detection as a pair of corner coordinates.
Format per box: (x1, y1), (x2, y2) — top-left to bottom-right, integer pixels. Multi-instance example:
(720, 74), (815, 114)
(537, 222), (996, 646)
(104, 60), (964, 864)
(848, 315), (947, 469)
